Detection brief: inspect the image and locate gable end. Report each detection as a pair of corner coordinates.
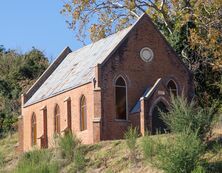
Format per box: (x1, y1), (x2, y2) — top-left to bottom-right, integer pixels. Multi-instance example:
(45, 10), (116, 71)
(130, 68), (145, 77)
(24, 47), (72, 104)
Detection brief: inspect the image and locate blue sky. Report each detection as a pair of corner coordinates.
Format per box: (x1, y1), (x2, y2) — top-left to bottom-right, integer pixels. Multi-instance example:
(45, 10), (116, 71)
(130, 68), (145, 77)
(0, 0), (83, 60)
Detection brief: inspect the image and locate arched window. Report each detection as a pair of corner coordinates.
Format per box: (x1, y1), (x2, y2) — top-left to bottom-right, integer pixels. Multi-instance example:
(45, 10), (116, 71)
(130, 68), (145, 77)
(80, 96), (87, 131)
(167, 80), (178, 96)
(67, 99), (72, 130)
(115, 76), (127, 120)
(31, 113), (37, 146)
(54, 104), (60, 134)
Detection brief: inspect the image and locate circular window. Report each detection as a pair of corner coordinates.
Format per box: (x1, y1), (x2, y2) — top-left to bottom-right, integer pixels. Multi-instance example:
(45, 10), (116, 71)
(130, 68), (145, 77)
(140, 47), (154, 62)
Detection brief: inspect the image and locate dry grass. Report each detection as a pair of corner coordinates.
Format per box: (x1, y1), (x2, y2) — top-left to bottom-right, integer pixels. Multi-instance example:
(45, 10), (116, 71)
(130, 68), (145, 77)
(0, 130), (222, 173)
(0, 133), (19, 173)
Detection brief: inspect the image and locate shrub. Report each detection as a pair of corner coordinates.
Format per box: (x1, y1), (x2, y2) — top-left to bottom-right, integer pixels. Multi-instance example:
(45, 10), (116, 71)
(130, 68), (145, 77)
(58, 131), (80, 161)
(71, 148), (86, 173)
(15, 149), (59, 173)
(154, 131), (205, 173)
(74, 149), (86, 171)
(124, 126), (139, 162)
(161, 96), (217, 140)
(141, 135), (156, 161)
(191, 165), (206, 173)
(0, 151), (3, 167)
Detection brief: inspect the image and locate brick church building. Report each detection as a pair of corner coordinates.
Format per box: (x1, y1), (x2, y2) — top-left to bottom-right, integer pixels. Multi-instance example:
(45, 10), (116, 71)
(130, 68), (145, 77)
(18, 14), (193, 152)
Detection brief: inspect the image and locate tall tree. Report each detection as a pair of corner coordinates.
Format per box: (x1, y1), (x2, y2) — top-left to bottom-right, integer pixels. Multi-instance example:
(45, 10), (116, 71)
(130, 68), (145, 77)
(0, 48), (49, 136)
(61, 0), (222, 105)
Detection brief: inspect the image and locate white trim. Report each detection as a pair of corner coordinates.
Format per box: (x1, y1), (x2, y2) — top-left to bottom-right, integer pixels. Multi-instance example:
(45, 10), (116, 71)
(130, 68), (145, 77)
(64, 96), (71, 102)
(40, 106), (46, 111)
(140, 47), (154, 62)
(140, 78), (161, 100)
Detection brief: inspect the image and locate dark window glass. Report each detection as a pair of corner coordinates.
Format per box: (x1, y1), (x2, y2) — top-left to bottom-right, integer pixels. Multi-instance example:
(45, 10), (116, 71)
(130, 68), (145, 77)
(80, 96), (87, 131)
(152, 101), (168, 134)
(67, 100), (72, 130)
(167, 80), (177, 96)
(54, 104), (60, 134)
(31, 113), (37, 146)
(115, 77), (127, 120)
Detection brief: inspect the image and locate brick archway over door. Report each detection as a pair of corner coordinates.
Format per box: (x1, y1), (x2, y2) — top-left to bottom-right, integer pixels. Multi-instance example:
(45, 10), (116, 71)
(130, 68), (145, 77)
(151, 101), (168, 134)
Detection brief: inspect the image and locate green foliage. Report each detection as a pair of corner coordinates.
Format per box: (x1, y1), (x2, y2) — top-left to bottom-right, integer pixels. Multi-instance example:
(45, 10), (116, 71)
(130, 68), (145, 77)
(71, 148), (86, 173)
(0, 151), (3, 167)
(18, 49), (48, 80)
(191, 165), (206, 173)
(15, 149), (59, 173)
(161, 96), (218, 140)
(61, 0), (222, 107)
(141, 135), (156, 161)
(154, 131), (205, 173)
(124, 126), (138, 162)
(58, 132), (86, 172)
(58, 131), (80, 161)
(0, 47), (49, 136)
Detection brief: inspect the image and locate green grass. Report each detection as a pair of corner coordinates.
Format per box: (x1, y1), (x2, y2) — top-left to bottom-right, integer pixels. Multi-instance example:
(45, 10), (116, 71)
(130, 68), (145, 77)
(0, 132), (222, 173)
(15, 149), (59, 173)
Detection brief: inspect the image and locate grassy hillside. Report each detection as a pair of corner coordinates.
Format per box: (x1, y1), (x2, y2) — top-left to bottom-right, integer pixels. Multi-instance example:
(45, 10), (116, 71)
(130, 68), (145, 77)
(0, 133), (19, 173)
(0, 131), (222, 173)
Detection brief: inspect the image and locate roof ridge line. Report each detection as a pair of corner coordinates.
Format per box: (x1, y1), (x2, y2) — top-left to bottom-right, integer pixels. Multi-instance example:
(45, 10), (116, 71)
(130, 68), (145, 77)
(70, 13), (146, 56)
(24, 46), (72, 104)
(101, 13), (146, 66)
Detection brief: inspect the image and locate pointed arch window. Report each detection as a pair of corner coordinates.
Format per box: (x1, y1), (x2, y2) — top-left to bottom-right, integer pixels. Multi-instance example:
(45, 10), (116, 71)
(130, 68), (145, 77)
(115, 76), (127, 120)
(54, 104), (60, 134)
(31, 113), (37, 146)
(167, 80), (178, 96)
(67, 99), (72, 130)
(80, 96), (87, 131)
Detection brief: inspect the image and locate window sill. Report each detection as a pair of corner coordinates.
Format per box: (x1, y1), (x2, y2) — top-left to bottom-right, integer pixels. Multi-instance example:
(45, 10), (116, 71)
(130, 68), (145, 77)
(114, 119), (129, 122)
(80, 129), (87, 132)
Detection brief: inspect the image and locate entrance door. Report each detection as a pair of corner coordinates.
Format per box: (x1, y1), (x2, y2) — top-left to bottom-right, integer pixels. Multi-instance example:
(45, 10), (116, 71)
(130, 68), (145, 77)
(152, 101), (168, 134)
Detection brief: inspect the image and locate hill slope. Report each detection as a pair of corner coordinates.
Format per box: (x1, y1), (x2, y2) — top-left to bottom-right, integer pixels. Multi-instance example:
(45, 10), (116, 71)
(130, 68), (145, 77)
(0, 131), (222, 173)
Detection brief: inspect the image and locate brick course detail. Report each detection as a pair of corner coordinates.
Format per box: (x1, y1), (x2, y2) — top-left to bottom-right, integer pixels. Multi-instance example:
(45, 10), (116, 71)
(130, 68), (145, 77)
(18, 14), (193, 152)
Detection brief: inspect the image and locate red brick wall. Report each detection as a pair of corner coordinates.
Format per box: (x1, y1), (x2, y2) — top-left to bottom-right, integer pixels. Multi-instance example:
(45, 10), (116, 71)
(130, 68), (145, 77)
(22, 83), (94, 151)
(100, 15), (192, 140)
(20, 15), (193, 151)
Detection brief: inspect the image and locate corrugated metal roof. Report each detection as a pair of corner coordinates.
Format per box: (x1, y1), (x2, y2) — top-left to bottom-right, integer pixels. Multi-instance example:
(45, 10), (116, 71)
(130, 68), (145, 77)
(25, 26), (132, 106)
(130, 78), (162, 114)
(130, 87), (151, 114)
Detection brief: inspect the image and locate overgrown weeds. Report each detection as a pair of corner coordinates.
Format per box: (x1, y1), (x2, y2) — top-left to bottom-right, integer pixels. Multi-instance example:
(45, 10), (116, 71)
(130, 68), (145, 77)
(140, 96), (220, 173)
(58, 131), (80, 161)
(58, 131), (86, 172)
(15, 149), (59, 173)
(0, 151), (3, 167)
(161, 96), (218, 141)
(154, 131), (205, 173)
(141, 135), (157, 162)
(124, 126), (139, 163)
(141, 131), (205, 173)
(71, 148), (86, 172)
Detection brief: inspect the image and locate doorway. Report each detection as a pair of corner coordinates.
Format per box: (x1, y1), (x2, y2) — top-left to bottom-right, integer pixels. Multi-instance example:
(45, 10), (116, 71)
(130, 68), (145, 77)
(151, 101), (168, 134)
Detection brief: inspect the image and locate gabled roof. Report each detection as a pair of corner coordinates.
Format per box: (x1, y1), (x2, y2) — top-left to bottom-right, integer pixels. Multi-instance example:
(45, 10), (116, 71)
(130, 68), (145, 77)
(130, 78), (162, 114)
(24, 13), (190, 107)
(130, 87), (151, 114)
(24, 24), (134, 106)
